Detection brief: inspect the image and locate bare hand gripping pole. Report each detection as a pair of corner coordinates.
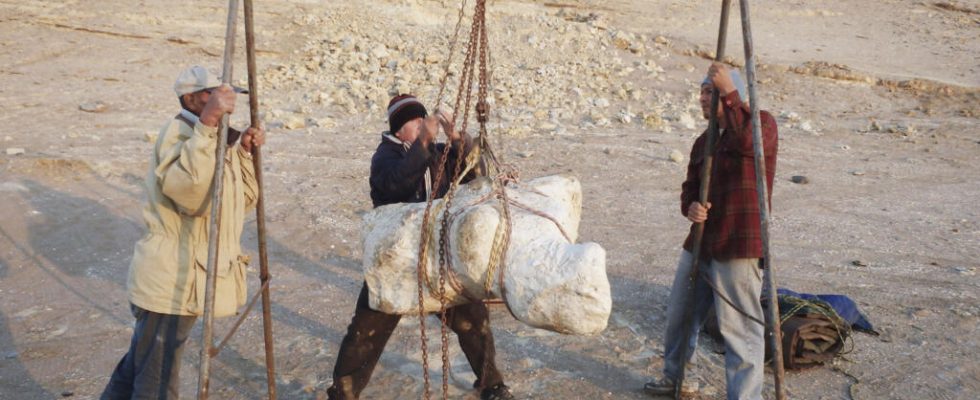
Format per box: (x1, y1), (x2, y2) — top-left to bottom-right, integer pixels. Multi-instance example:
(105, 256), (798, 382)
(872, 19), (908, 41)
(198, 0), (239, 398)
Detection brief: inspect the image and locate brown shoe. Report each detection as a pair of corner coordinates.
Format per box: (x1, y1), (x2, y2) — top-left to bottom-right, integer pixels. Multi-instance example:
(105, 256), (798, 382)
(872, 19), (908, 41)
(481, 383), (515, 400)
(643, 377), (698, 397)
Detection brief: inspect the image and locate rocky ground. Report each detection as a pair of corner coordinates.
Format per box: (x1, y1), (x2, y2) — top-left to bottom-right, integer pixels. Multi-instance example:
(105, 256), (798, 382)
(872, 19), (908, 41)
(0, 0), (978, 399)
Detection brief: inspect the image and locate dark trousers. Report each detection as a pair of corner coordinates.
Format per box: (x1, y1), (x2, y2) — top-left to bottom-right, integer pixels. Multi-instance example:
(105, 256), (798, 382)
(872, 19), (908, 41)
(101, 305), (197, 400)
(327, 283), (504, 399)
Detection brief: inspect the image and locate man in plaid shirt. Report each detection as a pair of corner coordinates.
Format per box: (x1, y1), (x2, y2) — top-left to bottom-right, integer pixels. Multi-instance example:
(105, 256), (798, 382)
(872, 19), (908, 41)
(645, 62), (778, 399)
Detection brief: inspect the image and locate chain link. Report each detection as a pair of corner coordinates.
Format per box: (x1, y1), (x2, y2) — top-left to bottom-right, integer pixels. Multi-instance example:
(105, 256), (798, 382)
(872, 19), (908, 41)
(436, 0), (469, 110)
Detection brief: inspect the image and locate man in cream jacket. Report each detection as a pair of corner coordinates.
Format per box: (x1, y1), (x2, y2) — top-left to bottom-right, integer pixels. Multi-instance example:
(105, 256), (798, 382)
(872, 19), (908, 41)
(101, 65), (264, 399)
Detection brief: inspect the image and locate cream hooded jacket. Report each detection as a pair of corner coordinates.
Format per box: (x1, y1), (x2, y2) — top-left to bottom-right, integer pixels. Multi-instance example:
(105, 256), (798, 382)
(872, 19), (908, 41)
(127, 110), (257, 317)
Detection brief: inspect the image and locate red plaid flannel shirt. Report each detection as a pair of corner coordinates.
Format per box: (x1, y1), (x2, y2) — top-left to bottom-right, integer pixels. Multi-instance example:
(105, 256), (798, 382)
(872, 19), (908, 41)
(681, 91), (778, 260)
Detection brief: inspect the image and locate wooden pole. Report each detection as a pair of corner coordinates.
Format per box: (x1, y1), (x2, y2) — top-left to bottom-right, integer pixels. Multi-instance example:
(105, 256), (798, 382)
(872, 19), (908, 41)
(243, 0), (278, 398)
(737, 0), (786, 398)
(674, 1), (731, 398)
(198, 0), (240, 398)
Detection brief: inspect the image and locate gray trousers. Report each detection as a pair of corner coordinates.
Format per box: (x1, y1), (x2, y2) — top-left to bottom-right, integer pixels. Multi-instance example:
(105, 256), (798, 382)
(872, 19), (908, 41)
(101, 305), (197, 400)
(662, 251), (764, 400)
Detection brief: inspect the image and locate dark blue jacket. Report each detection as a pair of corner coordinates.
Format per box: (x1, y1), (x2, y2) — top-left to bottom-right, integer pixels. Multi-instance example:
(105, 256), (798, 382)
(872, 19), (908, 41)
(369, 133), (475, 208)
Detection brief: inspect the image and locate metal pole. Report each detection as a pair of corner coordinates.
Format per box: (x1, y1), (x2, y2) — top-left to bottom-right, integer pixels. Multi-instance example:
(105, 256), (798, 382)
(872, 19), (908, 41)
(738, 0), (786, 398)
(243, 0), (278, 398)
(198, 0), (240, 399)
(674, 1), (731, 398)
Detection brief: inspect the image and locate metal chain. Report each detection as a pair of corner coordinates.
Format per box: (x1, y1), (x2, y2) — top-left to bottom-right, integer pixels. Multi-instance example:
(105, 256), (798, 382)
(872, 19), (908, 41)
(471, 0), (510, 392)
(437, 219), (451, 400)
(414, 7), (476, 391)
(416, 1), (499, 398)
(434, 17), (483, 391)
(435, 0), (469, 109)
(415, 210), (434, 399)
(431, 2), (482, 396)
(475, 2), (498, 171)
(436, 149), (473, 398)
(454, 0), (483, 137)
(436, 165), (461, 399)
(414, 10), (477, 400)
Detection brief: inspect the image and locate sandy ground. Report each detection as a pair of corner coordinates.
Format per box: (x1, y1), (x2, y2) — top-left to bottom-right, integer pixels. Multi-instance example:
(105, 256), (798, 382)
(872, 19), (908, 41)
(1, 0), (978, 399)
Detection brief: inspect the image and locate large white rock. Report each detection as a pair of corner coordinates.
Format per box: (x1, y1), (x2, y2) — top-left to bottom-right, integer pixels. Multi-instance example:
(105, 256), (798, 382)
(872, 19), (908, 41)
(362, 174), (610, 335)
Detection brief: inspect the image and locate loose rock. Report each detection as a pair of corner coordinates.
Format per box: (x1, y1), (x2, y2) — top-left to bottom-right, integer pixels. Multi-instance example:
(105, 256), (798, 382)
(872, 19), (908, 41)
(617, 111), (632, 124)
(283, 115), (307, 130)
(6, 148), (25, 156)
(889, 122), (917, 136)
(780, 111), (801, 122)
(798, 120), (818, 134)
(79, 101), (108, 113)
(309, 117), (336, 128)
(791, 175), (809, 184)
(678, 113), (697, 130)
(669, 149), (684, 163)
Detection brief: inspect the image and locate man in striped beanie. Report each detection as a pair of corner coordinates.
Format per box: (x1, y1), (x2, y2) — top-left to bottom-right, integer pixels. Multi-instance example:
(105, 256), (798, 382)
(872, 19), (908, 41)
(326, 94), (515, 400)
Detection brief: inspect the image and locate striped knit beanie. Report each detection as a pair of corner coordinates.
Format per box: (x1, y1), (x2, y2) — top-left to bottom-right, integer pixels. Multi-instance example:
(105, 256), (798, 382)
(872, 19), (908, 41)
(387, 94), (428, 134)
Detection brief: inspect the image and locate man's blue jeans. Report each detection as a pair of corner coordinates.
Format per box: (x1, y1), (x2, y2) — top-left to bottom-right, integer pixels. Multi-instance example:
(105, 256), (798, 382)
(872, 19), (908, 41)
(101, 305), (197, 400)
(661, 251), (765, 400)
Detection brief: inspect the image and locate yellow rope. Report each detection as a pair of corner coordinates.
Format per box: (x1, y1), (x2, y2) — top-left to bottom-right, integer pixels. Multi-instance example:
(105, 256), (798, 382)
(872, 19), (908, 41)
(483, 180), (509, 294)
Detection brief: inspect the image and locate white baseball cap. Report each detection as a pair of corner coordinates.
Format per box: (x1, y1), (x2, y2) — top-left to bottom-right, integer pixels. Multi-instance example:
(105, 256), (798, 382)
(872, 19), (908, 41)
(173, 65), (247, 96)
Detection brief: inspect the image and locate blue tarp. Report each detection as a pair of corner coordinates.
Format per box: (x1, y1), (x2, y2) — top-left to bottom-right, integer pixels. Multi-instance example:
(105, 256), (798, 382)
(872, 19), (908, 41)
(777, 288), (876, 334)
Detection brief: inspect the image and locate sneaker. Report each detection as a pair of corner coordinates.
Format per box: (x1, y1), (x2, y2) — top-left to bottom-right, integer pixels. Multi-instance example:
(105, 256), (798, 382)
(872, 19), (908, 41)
(480, 383), (516, 400)
(643, 377), (699, 397)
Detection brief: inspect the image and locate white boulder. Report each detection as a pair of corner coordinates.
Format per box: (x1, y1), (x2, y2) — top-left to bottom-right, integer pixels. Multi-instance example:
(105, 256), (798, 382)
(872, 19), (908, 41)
(362, 174), (610, 335)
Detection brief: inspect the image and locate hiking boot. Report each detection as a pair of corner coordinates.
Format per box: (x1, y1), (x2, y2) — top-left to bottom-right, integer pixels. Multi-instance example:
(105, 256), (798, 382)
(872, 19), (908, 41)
(480, 383), (515, 400)
(643, 377), (699, 397)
